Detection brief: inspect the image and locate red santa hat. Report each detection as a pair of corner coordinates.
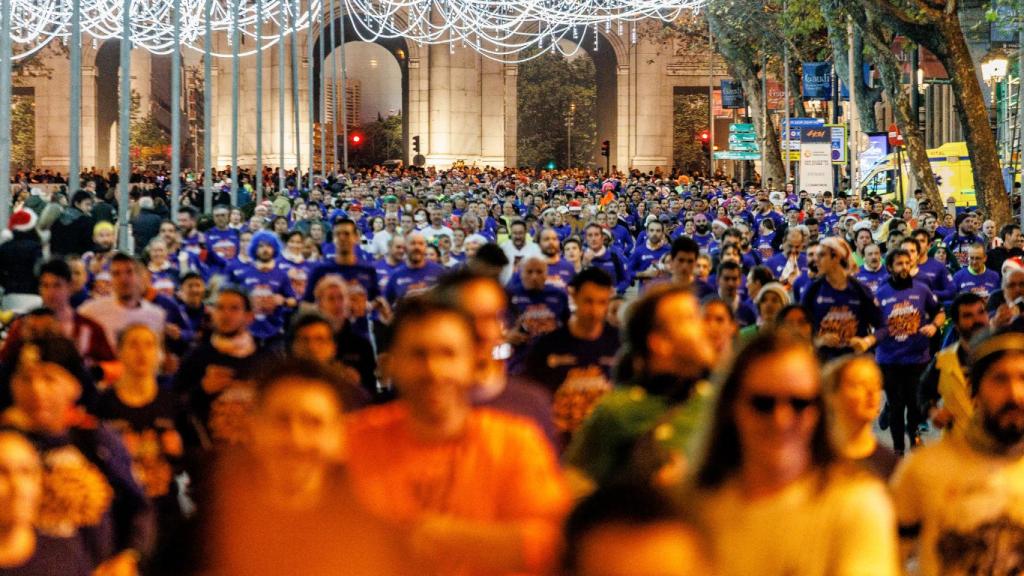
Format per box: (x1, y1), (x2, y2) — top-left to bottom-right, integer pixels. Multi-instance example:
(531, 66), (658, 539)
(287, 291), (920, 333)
(8, 209), (37, 233)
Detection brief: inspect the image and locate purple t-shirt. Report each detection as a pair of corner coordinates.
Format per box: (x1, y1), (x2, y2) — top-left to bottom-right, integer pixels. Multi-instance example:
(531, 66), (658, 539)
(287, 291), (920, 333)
(384, 261), (445, 303)
(875, 280), (941, 365)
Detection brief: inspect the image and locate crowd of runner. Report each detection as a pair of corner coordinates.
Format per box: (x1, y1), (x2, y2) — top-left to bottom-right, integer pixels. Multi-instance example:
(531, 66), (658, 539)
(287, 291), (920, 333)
(0, 163), (1022, 576)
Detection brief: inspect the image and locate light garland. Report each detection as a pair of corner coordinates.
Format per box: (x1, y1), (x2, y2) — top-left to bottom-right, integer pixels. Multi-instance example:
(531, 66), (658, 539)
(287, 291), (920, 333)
(7, 0), (707, 63)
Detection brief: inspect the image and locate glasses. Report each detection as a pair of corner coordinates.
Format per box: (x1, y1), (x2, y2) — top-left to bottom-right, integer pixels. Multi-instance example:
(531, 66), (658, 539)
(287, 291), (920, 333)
(745, 394), (820, 416)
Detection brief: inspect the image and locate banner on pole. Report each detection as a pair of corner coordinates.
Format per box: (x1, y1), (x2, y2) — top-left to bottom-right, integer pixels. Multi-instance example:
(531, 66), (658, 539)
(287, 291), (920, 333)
(799, 126), (833, 196)
(827, 124), (847, 164)
(767, 79), (787, 110)
(801, 62), (832, 101)
(721, 80), (746, 109)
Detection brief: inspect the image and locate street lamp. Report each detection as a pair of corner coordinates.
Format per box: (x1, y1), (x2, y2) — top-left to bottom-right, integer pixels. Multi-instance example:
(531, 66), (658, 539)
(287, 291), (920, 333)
(982, 52), (1009, 159)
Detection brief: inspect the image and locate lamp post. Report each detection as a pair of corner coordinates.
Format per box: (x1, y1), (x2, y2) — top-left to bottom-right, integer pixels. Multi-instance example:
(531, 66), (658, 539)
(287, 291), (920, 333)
(567, 101), (576, 169)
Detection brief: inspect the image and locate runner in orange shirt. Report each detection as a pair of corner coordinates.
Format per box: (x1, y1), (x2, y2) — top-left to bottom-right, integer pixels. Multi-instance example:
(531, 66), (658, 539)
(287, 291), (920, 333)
(347, 297), (571, 576)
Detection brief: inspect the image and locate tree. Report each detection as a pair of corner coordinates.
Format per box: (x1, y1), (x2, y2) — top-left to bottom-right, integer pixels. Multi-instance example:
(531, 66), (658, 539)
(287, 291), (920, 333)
(707, 0), (787, 185)
(823, 0), (942, 210)
(674, 92), (711, 173)
(845, 0), (1011, 225)
(10, 96), (35, 171)
(517, 49), (597, 169)
(129, 90), (170, 167)
(363, 112), (404, 165)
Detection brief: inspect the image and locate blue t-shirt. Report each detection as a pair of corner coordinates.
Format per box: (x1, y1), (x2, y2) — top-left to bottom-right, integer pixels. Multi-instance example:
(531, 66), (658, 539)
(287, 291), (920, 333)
(952, 267), (1001, 300)
(234, 263), (296, 340)
(628, 242), (670, 283)
(303, 261), (381, 302)
(506, 284), (571, 371)
(373, 259), (403, 294)
(855, 266), (889, 295)
(384, 261), (445, 303)
(915, 258), (955, 301)
(801, 277), (881, 359)
(765, 252), (807, 279)
(753, 232), (776, 260)
(588, 249), (630, 294)
(944, 232), (983, 269)
(205, 227), (240, 261)
(875, 280), (941, 365)
(546, 259), (577, 292)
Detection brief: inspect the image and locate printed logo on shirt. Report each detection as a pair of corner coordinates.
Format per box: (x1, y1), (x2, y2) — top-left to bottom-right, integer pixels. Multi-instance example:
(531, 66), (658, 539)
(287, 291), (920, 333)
(819, 306), (858, 344)
(886, 301), (922, 342)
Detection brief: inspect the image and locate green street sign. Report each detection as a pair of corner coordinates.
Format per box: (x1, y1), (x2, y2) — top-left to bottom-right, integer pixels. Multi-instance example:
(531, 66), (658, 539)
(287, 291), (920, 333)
(714, 151), (761, 160)
(731, 123), (756, 133)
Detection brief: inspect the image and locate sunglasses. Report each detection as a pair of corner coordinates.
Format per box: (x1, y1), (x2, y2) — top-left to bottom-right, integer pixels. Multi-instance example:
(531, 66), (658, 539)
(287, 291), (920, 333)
(746, 394), (820, 416)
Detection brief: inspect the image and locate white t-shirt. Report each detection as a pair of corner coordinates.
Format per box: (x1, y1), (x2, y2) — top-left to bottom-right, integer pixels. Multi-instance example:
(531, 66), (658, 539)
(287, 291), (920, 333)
(78, 296), (167, 349)
(698, 468), (899, 576)
(499, 240), (542, 285)
(891, 433), (1024, 576)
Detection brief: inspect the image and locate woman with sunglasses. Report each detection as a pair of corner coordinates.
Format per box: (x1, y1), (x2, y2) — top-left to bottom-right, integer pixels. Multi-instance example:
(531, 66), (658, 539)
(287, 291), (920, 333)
(691, 330), (898, 576)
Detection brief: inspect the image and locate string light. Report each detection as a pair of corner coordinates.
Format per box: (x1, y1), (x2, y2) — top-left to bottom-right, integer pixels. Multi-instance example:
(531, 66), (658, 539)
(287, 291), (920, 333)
(6, 0), (707, 63)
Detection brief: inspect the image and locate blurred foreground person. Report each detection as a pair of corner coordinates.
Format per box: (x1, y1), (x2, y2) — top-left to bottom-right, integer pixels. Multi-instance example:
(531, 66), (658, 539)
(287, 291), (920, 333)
(347, 297), (570, 575)
(822, 355), (898, 479)
(0, 336), (153, 574)
(563, 482), (713, 576)
(434, 270), (557, 447)
(693, 331), (899, 576)
(892, 332), (1024, 576)
(199, 360), (405, 576)
(566, 286), (715, 490)
(0, 431), (90, 575)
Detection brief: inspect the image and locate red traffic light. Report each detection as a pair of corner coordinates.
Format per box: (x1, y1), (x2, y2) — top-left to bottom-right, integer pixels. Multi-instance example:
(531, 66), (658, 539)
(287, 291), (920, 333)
(699, 130), (710, 142)
(350, 132), (363, 145)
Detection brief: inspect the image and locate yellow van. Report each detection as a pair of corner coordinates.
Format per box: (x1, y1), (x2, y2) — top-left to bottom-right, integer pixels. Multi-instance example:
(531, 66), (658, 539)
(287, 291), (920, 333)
(859, 142), (978, 207)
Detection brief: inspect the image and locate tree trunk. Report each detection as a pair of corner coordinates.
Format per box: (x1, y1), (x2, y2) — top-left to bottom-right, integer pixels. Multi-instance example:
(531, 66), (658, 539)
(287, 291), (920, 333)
(870, 32), (944, 211)
(851, 29), (882, 133)
(929, 13), (1012, 226)
(731, 64), (787, 186)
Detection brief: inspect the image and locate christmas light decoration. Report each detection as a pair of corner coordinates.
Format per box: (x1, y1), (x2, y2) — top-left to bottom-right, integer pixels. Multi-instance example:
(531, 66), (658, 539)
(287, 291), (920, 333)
(5, 0), (707, 62)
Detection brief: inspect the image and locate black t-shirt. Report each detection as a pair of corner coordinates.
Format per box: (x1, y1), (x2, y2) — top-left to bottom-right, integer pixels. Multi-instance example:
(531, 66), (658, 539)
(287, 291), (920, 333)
(859, 443), (900, 481)
(173, 340), (262, 448)
(95, 385), (184, 500)
(524, 323), (620, 435)
(0, 532), (91, 576)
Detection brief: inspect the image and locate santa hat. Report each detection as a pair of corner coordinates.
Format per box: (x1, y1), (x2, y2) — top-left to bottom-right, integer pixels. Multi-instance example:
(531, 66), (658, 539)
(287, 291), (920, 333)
(1002, 256), (1024, 277)
(8, 209), (37, 233)
(712, 217), (733, 229)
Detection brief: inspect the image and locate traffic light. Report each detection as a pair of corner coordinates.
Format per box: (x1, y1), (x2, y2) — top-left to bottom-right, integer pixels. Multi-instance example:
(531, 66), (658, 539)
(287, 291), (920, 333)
(600, 140), (610, 157)
(412, 135), (421, 154)
(699, 129), (710, 154)
(350, 132), (363, 147)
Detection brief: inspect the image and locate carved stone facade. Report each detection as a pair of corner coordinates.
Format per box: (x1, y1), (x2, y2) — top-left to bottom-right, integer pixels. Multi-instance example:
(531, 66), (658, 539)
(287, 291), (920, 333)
(21, 18), (731, 173)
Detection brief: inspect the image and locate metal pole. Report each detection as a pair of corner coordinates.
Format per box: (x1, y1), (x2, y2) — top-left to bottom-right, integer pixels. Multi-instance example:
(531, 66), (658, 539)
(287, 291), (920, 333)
(203, 0), (213, 213)
(761, 54), (767, 188)
(290, 0), (301, 189)
(230, 0), (239, 206)
(848, 20), (859, 194)
(307, 0), (316, 190)
(708, 17), (714, 178)
(69, 0), (82, 194)
(783, 0), (791, 185)
(340, 3), (348, 171)
(118, 0), (132, 252)
(1018, 28), (1024, 229)
(329, 0), (338, 175)
(318, 1), (326, 181)
(256, 0), (264, 203)
(0, 0), (11, 228)
(170, 0), (182, 220)
(279, 10), (286, 192)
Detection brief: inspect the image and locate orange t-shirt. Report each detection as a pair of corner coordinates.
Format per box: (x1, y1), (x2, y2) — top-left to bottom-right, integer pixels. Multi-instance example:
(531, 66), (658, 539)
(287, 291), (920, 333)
(346, 403), (571, 575)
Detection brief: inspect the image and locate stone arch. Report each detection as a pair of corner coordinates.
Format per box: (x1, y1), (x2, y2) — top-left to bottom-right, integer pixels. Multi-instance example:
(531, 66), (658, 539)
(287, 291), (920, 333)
(311, 15), (416, 164)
